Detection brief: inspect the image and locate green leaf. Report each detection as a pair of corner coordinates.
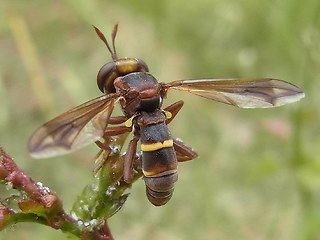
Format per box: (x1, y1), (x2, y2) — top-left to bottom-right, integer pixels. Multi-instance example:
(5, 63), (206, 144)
(71, 133), (142, 230)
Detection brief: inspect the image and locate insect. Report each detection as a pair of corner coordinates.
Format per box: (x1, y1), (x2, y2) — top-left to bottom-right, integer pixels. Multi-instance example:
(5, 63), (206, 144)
(28, 24), (305, 206)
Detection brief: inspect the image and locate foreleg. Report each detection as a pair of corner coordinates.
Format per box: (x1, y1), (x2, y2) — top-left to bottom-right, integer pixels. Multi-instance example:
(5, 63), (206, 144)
(108, 116), (127, 125)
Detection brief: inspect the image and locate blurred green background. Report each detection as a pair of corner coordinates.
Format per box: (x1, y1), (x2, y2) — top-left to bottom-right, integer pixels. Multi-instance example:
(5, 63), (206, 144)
(0, 0), (318, 239)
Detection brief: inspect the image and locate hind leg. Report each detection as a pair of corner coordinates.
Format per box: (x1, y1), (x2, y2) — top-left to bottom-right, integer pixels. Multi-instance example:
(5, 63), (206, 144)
(173, 139), (198, 162)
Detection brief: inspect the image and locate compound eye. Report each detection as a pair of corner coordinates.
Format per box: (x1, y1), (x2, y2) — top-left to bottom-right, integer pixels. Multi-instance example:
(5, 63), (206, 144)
(97, 62), (118, 93)
(136, 59), (149, 72)
(97, 58), (150, 94)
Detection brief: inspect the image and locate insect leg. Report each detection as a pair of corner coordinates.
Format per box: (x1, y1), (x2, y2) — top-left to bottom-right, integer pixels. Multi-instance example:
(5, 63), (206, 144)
(95, 125), (131, 173)
(93, 140), (112, 174)
(102, 126), (132, 139)
(123, 135), (139, 183)
(163, 101), (184, 125)
(108, 116), (127, 125)
(173, 139), (198, 162)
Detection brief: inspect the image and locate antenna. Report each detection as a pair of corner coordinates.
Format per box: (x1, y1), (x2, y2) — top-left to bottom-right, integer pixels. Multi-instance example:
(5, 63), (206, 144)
(93, 24), (119, 61)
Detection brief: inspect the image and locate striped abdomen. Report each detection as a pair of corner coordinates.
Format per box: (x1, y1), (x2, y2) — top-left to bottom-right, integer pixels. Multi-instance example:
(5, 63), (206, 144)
(138, 111), (178, 206)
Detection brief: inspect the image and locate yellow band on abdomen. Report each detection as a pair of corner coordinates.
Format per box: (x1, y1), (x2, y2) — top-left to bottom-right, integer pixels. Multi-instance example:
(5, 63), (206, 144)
(141, 139), (173, 152)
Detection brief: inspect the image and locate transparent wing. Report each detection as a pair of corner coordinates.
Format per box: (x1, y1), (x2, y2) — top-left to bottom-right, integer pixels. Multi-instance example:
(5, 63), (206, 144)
(28, 93), (120, 158)
(165, 78), (305, 108)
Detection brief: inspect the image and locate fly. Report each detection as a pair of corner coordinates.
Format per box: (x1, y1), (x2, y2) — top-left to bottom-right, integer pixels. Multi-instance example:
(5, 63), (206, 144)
(28, 24), (305, 206)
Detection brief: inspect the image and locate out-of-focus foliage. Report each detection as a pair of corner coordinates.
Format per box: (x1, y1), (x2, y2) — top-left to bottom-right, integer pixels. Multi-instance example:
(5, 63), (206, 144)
(0, 0), (318, 239)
